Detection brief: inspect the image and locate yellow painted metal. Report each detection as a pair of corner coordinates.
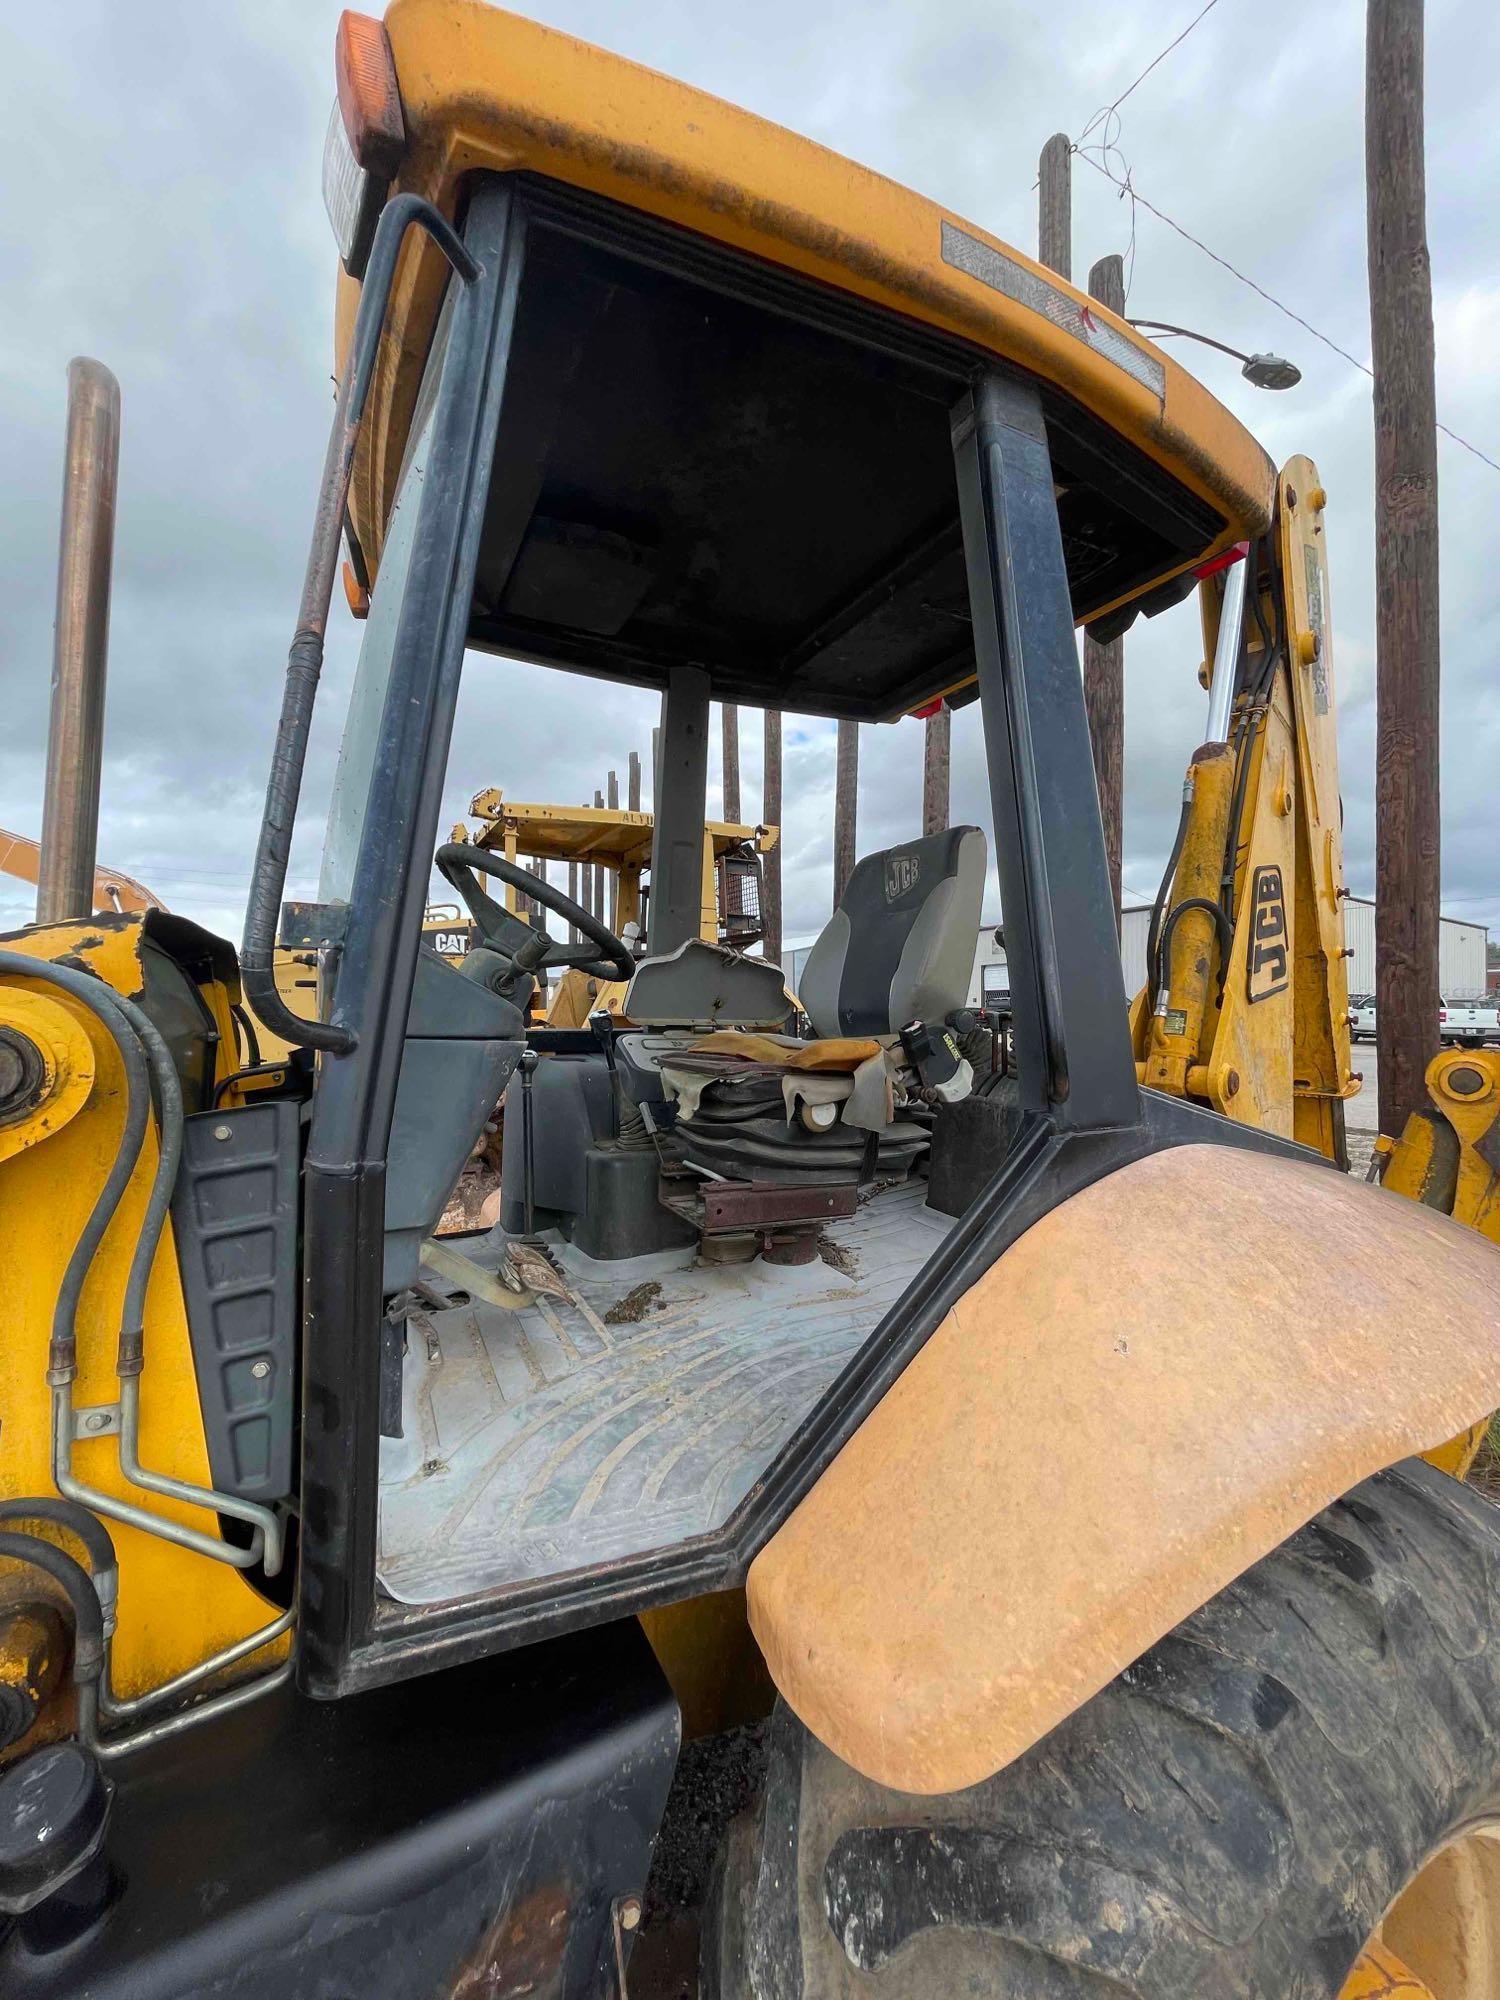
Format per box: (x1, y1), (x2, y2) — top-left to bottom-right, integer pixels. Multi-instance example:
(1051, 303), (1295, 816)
(1340, 1822), (1500, 1999)
(1383, 1047), (1500, 1478)
(638, 1589), (774, 1742)
(0, 987), (95, 1164)
(1279, 464), (1357, 1156)
(0, 919), (282, 1719)
(1130, 461), (1358, 1157)
(1424, 1049), (1500, 1247)
(1384, 1050), (1500, 1248)
(338, 0), (1274, 614)
(0, 824), (163, 918)
(1142, 742), (1235, 1100)
(1339, 1941), (1436, 1997)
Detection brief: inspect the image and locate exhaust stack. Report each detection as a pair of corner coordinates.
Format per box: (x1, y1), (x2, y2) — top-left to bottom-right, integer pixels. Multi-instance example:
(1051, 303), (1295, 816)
(36, 358), (120, 926)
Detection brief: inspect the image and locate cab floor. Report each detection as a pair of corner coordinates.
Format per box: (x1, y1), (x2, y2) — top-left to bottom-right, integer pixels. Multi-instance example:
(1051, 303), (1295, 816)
(375, 1179), (953, 1605)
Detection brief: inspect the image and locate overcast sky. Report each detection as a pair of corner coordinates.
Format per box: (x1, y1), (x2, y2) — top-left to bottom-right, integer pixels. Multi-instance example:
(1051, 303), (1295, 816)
(2, 0), (1496, 955)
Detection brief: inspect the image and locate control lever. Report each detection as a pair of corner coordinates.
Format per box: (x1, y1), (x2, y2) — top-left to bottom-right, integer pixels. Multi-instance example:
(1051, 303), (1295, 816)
(517, 1047), (540, 1237)
(589, 1009), (621, 1139)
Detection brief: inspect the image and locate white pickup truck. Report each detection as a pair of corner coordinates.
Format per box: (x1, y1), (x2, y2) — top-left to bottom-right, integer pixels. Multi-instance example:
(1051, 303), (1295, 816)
(1350, 994), (1377, 1041)
(1440, 995), (1500, 1047)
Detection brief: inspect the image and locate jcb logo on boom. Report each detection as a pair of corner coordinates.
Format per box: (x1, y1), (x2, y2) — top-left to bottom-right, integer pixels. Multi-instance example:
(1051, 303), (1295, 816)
(1247, 865), (1289, 1003)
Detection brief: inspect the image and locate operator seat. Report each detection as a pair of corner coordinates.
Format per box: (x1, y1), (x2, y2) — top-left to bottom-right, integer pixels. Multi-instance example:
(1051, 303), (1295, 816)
(799, 825), (987, 1040)
(646, 826), (988, 1185)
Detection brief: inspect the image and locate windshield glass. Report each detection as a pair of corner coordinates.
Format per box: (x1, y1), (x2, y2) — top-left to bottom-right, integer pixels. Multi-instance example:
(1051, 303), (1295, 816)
(319, 403), (437, 907)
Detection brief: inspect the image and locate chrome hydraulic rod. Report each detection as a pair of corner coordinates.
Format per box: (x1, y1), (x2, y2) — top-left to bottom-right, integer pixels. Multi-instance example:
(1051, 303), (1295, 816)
(1204, 553), (1249, 745)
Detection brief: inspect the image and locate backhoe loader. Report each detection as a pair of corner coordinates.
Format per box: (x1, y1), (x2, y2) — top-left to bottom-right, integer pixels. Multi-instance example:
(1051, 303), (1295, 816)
(2, 7), (1499, 1997)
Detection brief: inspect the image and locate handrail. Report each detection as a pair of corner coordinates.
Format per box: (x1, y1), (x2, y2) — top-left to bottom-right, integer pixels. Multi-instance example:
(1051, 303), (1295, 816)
(239, 195), (481, 1055)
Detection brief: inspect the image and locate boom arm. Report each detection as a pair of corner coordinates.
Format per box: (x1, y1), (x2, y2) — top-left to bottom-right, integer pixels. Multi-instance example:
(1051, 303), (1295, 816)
(0, 825), (164, 918)
(1130, 457), (1358, 1158)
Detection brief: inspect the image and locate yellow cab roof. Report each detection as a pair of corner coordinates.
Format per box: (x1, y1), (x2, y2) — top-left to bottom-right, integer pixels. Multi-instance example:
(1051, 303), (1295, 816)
(336, 0), (1275, 699)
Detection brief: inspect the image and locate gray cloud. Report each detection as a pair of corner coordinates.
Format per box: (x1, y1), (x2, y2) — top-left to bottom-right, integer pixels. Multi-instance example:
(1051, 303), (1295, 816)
(2, 0), (1494, 961)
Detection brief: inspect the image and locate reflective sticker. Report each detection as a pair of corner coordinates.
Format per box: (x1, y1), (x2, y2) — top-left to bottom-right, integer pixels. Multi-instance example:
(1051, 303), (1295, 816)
(1303, 543), (1330, 714)
(940, 220), (1166, 400)
(1247, 865), (1290, 1002)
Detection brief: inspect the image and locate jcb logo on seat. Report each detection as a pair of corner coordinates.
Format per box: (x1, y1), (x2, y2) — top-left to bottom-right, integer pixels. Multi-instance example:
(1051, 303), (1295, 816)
(1247, 866), (1289, 1003)
(885, 853), (920, 901)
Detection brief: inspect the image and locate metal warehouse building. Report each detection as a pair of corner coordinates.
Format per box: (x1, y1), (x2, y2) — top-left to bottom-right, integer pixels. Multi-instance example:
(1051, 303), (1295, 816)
(1116, 897), (1487, 1001)
(791, 900), (1489, 1010)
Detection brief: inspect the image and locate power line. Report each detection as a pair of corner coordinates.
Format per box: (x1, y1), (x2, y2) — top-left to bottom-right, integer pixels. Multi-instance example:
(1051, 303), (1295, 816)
(1076, 0), (1223, 146)
(1074, 147), (1500, 479)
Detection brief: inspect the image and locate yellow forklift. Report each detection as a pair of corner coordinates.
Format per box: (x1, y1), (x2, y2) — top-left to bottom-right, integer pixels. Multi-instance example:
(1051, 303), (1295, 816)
(2, 7), (1499, 1997)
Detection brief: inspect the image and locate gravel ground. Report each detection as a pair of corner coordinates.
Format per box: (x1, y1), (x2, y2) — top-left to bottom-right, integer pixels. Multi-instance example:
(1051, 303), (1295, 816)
(1344, 1053), (1380, 1180)
(630, 1724), (767, 1999)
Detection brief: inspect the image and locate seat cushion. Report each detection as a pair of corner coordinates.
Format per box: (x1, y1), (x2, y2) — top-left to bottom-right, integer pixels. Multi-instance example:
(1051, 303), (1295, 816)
(686, 1030), (884, 1074)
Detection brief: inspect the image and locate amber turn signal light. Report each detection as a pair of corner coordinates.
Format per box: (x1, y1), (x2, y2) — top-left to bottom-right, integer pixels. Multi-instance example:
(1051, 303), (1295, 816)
(335, 12), (405, 178)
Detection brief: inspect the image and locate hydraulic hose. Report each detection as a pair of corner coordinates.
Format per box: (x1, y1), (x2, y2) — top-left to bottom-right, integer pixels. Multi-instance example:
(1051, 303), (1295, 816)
(1145, 778), (1194, 1004)
(97, 979), (284, 1570)
(0, 950), (280, 1573)
(0, 1530), (103, 1743)
(1155, 896), (1236, 1002)
(0, 952), (151, 1387)
(0, 1499), (117, 1634)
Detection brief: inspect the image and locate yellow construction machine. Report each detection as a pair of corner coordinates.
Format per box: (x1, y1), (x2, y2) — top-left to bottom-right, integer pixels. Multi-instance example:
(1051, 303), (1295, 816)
(458, 787), (779, 1027)
(2, 8), (1499, 1998)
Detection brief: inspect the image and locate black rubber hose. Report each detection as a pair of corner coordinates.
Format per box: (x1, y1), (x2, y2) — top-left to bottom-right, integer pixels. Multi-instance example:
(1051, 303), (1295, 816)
(1155, 896), (1235, 1002)
(213, 1060), (291, 1106)
(1145, 791), (1192, 1000)
(1219, 542), (1282, 926)
(0, 1501), (115, 1589)
(230, 1002), (262, 1068)
(98, 986), (183, 1378)
(0, 951), (149, 1385)
(0, 1531), (103, 1686)
(0, 950), (183, 1380)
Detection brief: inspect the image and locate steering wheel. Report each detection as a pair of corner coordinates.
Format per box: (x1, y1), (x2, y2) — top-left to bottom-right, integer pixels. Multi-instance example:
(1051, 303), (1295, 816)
(434, 843), (635, 985)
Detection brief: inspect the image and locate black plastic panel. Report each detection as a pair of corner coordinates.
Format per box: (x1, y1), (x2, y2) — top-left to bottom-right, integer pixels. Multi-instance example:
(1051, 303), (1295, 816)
(0, 1622), (679, 2000)
(172, 1100), (300, 1502)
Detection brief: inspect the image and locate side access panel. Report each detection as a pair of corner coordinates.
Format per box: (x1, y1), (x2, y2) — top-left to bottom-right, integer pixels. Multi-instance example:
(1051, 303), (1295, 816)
(2, 1621), (678, 1999)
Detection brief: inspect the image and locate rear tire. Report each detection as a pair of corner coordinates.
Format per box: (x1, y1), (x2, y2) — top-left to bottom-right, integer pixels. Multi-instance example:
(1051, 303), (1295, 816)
(706, 1459), (1500, 1998)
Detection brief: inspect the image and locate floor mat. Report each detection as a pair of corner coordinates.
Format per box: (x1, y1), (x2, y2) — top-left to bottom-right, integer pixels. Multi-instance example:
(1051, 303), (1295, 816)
(376, 1180), (953, 1604)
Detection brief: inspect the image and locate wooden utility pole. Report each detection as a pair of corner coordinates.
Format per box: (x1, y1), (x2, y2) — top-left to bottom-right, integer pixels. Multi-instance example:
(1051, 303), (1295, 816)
(1085, 252), (1126, 931)
(834, 718), (859, 904)
(579, 801), (593, 929)
(1367, 0), (1441, 1141)
(606, 771), (619, 927)
(763, 708), (783, 964)
(721, 704), (741, 824)
(627, 749), (642, 813)
(921, 701), (950, 836)
(593, 789), (606, 922)
(1038, 133), (1071, 282)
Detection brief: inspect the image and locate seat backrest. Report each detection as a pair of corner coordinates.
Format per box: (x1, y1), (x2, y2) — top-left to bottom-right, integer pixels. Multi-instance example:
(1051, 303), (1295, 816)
(799, 826), (987, 1038)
